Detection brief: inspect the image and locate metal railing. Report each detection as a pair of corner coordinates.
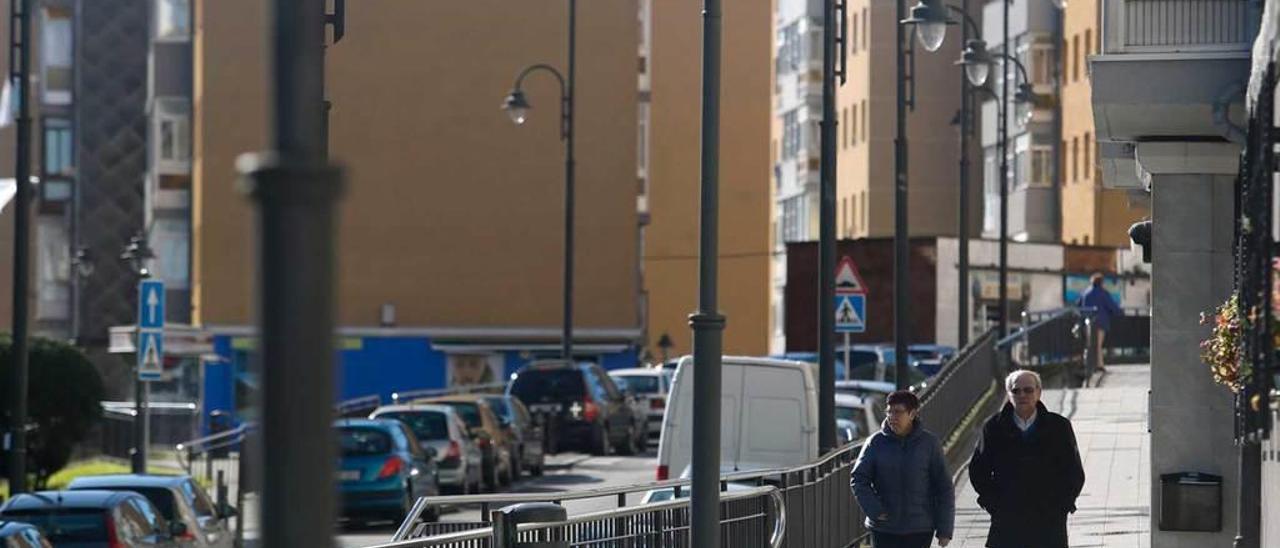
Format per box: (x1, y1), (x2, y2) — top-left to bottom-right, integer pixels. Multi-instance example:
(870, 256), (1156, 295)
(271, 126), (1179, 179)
(389, 333), (1005, 547)
(176, 423), (256, 547)
(368, 486), (784, 548)
(391, 382), (509, 404)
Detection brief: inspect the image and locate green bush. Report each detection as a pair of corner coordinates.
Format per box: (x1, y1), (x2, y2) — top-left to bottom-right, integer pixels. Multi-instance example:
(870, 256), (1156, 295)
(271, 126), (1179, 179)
(0, 334), (105, 488)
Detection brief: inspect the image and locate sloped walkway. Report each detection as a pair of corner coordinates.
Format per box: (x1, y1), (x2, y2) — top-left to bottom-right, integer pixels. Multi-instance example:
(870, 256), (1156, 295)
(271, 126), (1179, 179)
(947, 364), (1151, 548)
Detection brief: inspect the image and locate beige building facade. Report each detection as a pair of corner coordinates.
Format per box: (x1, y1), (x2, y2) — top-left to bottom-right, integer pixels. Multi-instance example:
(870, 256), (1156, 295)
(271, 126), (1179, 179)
(640, 0), (773, 360)
(194, 0), (641, 335)
(1059, 0), (1148, 248)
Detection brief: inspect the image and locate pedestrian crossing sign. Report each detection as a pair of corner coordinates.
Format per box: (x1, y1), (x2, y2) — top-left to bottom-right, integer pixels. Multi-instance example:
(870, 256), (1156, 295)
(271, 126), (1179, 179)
(835, 294), (866, 333)
(137, 330), (164, 381)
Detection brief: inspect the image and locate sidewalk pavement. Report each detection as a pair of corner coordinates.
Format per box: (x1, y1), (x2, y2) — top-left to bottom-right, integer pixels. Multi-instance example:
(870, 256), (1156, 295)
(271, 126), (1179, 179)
(946, 364), (1151, 548)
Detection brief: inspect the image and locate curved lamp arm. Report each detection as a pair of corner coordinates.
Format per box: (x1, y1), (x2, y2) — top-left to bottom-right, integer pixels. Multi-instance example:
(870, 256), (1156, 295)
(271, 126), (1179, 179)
(507, 64), (570, 140)
(946, 4), (982, 39)
(993, 52), (1032, 88)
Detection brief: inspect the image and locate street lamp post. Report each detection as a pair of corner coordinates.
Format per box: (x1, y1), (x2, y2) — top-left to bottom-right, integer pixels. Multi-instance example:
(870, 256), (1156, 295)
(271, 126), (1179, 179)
(504, 0), (576, 363)
(120, 234), (154, 474)
(6, 0), (33, 496)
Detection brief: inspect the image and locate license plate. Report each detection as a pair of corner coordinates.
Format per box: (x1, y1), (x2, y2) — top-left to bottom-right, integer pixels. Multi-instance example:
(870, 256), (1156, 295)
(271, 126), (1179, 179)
(529, 404), (563, 414)
(338, 470), (360, 481)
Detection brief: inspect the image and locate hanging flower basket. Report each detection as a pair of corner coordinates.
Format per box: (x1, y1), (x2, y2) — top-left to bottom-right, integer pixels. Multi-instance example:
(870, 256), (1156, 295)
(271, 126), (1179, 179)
(1201, 293), (1247, 392)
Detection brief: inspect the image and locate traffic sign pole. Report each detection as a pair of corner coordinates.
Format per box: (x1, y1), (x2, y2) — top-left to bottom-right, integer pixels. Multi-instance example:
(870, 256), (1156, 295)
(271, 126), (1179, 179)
(134, 279), (165, 473)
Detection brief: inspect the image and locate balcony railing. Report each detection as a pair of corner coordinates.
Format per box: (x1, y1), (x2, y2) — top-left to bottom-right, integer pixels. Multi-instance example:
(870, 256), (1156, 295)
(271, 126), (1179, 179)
(1103, 0), (1259, 54)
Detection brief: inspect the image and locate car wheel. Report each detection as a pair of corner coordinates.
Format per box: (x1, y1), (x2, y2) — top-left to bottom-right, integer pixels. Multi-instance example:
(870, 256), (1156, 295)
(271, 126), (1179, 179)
(510, 450), (523, 482)
(485, 459), (501, 491)
(589, 423), (610, 456)
(616, 424), (638, 456)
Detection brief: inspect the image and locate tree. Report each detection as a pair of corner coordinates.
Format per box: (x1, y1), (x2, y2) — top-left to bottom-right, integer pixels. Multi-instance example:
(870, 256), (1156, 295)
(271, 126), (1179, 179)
(0, 334), (105, 488)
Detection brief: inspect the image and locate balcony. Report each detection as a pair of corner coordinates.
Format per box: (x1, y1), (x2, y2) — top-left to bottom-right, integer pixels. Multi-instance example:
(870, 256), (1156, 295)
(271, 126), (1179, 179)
(1092, 0), (1260, 188)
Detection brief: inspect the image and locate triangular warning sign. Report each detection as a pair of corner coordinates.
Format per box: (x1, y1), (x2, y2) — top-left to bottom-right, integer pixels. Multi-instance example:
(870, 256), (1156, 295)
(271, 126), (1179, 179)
(835, 256), (868, 294)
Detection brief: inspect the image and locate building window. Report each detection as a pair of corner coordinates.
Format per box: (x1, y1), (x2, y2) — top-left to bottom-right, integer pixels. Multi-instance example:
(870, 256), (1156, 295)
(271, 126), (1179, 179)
(1071, 137), (1079, 182)
(1072, 35), (1080, 82)
(1083, 132), (1091, 181)
(1083, 29), (1092, 77)
(1030, 145), (1053, 186)
(151, 217), (190, 289)
(43, 118), (72, 176)
(860, 190), (868, 231)
(40, 8), (72, 105)
(782, 110), (800, 160)
(860, 100), (867, 140)
(851, 14), (858, 54)
(862, 8), (868, 50)
(1029, 43), (1054, 86)
(155, 99), (191, 171)
(777, 22), (802, 75)
(841, 197), (848, 237)
(156, 0), (191, 40)
(842, 108), (849, 149)
(781, 195), (807, 243)
(850, 106), (857, 145)
(637, 102), (649, 180)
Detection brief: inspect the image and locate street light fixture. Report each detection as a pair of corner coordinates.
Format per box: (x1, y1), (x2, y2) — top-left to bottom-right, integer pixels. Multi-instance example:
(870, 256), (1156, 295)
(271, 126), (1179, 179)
(502, 90), (531, 125)
(957, 39), (991, 87)
(902, 0), (953, 52)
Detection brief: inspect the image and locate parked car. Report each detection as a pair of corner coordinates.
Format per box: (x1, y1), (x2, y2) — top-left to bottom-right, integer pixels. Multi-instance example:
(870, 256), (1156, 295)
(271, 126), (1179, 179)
(480, 395), (546, 478)
(0, 490), (180, 547)
(908, 344), (957, 377)
(412, 395), (515, 490)
(66, 475), (233, 548)
(608, 367), (672, 443)
(370, 404), (484, 494)
(835, 393), (880, 443)
(657, 356), (818, 481)
(507, 360), (644, 456)
(0, 521), (51, 547)
(335, 418), (440, 524)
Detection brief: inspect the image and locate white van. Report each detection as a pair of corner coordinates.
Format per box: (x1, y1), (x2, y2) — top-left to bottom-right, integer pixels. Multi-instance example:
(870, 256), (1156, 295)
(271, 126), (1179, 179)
(655, 356), (818, 480)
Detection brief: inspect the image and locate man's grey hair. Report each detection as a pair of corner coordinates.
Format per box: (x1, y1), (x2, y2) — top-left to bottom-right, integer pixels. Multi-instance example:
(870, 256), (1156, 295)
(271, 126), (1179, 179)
(1005, 369), (1042, 392)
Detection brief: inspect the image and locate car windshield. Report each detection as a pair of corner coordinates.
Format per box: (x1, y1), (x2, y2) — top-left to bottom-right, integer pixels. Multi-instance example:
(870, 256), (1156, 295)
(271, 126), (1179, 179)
(181, 480), (217, 518)
(0, 509), (107, 542)
(484, 398), (514, 423)
(338, 426), (393, 456)
(378, 411), (451, 440)
(909, 350), (934, 360)
(509, 369), (587, 402)
(836, 406), (871, 438)
(613, 375), (661, 394)
(443, 403), (483, 429)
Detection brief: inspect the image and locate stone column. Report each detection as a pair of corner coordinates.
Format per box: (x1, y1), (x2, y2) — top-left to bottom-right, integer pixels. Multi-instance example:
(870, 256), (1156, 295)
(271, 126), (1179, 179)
(1142, 142), (1240, 548)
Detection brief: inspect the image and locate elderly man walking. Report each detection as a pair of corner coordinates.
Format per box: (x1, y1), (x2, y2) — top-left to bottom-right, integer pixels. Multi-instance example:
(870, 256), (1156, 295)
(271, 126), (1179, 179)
(969, 370), (1085, 548)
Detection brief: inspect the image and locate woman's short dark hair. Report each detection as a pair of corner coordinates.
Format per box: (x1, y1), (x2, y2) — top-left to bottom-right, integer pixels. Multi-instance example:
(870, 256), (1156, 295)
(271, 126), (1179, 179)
(886, 390), (920, 411)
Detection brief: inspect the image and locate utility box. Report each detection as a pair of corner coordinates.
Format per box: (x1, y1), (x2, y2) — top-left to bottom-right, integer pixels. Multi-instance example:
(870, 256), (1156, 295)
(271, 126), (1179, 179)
(1159, 472), (1222, 532)
(493, 502), (568, 548)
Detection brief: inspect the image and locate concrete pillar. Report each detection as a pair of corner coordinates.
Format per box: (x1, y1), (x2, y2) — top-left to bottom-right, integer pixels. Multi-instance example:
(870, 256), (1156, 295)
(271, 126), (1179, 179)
(1142, 142), (1239, 547)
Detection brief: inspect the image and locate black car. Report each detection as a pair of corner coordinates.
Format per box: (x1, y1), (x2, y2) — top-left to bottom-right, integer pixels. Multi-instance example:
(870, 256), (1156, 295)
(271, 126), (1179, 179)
(0, 490), (181, 547)
(0, 521), (51, 547)
(507, 360), (642, 456)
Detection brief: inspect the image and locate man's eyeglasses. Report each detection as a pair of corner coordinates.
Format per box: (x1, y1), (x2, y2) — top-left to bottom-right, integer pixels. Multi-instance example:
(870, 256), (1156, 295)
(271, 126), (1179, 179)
(1009, 386), (1037, 396)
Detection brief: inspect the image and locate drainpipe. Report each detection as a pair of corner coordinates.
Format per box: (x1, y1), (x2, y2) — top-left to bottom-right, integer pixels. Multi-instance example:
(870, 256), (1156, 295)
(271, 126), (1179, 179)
(1214, 80), (1247, 145)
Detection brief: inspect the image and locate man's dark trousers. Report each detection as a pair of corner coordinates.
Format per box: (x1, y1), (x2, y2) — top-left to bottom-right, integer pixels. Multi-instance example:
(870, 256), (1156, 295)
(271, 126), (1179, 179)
(871, 531), (933, 548)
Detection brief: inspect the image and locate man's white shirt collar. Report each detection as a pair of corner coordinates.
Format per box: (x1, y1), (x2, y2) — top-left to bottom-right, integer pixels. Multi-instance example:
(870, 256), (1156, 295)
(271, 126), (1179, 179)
(1014, 410), (1037, 432)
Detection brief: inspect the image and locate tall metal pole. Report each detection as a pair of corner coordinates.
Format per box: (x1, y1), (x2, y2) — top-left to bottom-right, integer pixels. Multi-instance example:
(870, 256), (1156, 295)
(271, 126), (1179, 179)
(689, 0), (724, 544)
(817, 0), (838, 453)
(957, 0), (971, 349)
(998, 0), (1010, 341)
(239, 0), (341, 545)
(563, 0), (576, 362)
(5, 0), (31, 495)
(893, 0), (911, 390)
(132, 366), (148, 473)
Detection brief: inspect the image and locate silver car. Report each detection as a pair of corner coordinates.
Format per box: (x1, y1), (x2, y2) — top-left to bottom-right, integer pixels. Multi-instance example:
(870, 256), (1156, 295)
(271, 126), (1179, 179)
(371, 404), (484, 494)
(66, 474), (232, 548)
(609, 368), (671, 443)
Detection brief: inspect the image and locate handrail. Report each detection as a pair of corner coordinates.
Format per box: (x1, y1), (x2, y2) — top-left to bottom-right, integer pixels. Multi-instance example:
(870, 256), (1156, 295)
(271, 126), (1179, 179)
(374, 486), (784, 548)
(335, 395), (382, 414)
(175, 423), (256, 453)
(997, 307), (1088, 348)
(391, 382), (508, 403)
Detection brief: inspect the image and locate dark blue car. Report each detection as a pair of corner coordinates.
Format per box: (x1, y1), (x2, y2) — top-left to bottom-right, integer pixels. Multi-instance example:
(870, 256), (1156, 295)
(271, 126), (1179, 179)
(0, 490), (178, 547)
(336, 418), (440, 524)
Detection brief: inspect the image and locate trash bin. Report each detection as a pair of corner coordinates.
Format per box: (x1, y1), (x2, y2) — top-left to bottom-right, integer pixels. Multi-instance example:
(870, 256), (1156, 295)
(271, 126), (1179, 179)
(1159, 472), (1222, 532)
(493, 502), (567, 548)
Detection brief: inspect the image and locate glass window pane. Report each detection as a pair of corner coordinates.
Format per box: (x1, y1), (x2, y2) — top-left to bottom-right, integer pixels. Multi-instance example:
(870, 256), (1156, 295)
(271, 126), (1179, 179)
(156, 0), (191, 39)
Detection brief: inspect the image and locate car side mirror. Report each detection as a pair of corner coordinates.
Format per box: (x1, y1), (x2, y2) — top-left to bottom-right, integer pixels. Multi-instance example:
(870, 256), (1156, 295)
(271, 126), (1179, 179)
(219, 502), (239, 519)
(169, 520), (189, 537)
(424, 446), (438, 461)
